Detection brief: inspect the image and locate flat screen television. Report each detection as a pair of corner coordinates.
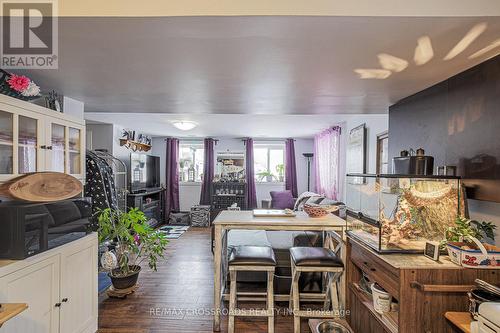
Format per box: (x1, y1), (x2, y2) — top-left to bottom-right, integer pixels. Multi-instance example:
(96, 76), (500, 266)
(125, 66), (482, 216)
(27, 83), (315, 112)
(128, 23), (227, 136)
(130, 153), (160, 193)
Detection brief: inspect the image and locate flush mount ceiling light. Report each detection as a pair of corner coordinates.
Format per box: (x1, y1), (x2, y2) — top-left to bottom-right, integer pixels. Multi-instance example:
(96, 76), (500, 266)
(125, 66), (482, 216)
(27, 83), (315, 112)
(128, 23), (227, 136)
(172, 121), (197, 131)
(469, 38), (500, 59)
(377, 53), (408, 72)
(354, 69), (391, 79)
(444, 22), (487, 61)
(414, 36), (434, 65)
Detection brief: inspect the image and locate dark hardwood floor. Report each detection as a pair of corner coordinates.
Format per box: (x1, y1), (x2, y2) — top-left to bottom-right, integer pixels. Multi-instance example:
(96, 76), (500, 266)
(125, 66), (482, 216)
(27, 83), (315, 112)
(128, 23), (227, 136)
(98, 228), (313, 333)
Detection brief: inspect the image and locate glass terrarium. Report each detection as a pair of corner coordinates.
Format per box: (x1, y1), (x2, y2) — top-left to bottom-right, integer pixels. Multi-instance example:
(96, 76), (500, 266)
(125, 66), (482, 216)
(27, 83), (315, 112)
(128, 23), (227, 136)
(346, 174), (463, 253)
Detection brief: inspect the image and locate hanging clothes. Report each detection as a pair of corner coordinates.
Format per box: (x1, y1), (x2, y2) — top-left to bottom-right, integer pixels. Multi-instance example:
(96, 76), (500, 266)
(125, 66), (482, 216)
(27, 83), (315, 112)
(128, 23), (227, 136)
(85, 150), (119, 220)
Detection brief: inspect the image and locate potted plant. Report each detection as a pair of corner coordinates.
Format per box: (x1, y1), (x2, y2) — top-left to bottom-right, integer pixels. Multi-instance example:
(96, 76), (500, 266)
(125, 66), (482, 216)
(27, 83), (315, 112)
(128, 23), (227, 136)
(276, 164), (285, 182)
(443, 216), (498, 268)
(257, 171), (276, 182)
(98, 208), (168, 290)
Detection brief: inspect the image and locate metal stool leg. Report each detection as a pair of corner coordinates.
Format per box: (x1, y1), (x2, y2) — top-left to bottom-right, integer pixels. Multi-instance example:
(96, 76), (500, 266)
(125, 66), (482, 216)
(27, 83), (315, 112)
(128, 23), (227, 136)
(228, 269), (237, 333)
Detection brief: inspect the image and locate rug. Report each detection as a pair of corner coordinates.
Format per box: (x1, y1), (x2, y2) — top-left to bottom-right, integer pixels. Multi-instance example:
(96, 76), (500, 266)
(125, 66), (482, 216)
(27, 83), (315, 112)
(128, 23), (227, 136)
(158, 225), (190, 239)
(98, 272), (112, 293)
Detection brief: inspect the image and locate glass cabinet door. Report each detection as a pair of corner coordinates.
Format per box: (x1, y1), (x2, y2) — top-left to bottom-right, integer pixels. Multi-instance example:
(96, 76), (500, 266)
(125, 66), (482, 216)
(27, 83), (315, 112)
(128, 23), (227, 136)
(18, 115), (38, 173)
(0, 110), (13, 174)
(51, 123), (66, 172)
(68, 127), (81, 174)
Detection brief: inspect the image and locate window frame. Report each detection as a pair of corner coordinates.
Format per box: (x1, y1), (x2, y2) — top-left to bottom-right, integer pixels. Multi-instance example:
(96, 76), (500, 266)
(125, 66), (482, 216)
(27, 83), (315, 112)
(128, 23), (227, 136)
(178, 140), (205, 183)
(376, 131), (389, 174)
(253, 142), (286, 184)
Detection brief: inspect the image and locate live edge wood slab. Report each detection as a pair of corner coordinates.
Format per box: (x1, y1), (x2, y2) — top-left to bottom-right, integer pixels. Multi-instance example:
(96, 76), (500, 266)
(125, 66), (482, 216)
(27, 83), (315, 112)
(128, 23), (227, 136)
(345, 235), (499, 333)
(0, 303), (28, 327)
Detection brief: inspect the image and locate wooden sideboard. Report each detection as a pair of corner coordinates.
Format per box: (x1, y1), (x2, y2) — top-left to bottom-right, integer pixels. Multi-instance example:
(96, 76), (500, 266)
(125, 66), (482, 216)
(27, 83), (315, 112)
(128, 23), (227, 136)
(345, 235), (499, 333)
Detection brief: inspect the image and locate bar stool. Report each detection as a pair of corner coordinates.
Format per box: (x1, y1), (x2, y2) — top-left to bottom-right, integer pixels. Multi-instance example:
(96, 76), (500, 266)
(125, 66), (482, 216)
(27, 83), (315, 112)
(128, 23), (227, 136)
(289, 233), (344, 333)
(228, 245), (276, 333)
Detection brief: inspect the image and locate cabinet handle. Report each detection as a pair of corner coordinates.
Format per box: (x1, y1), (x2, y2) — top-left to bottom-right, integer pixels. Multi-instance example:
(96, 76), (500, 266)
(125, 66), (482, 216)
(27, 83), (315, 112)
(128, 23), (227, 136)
(46, 146), (53, 150)
(55, 302), (61, 307)
(61, 298), (68, 302)
(410, 281), (473, 293)
(40, 145), (47, 149)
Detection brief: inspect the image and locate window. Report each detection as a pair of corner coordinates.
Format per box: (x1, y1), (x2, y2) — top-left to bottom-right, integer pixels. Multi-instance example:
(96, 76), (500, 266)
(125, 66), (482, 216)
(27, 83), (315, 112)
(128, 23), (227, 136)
(254, 143), (285, 182)
(179, 141), (204, 182)
(376, 132), (389, 174)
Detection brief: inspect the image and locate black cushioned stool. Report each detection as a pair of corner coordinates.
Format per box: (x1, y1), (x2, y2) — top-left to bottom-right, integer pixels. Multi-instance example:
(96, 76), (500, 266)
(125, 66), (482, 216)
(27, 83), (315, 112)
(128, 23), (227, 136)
(289, 232), (344, 333)
(228, 245), (276, 333)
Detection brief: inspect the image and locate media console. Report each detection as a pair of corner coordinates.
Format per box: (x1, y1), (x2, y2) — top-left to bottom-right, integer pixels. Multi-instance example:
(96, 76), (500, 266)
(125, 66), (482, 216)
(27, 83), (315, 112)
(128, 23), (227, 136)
(127, 188), (166, 227)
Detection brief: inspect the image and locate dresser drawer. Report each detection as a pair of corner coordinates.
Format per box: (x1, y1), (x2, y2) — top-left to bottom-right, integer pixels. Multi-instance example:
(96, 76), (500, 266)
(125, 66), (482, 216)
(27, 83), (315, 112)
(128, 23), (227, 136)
(350, 240), (400, 299)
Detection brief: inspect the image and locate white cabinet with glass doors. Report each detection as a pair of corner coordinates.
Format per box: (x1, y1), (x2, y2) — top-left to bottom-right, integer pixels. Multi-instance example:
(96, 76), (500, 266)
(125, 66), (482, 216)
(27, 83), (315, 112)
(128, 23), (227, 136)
(0, 95), (85, 182)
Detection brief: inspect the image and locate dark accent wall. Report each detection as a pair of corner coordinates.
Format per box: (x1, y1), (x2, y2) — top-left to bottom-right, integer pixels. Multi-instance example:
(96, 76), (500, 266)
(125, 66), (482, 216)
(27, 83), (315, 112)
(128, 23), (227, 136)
(389, 55), (500, 202)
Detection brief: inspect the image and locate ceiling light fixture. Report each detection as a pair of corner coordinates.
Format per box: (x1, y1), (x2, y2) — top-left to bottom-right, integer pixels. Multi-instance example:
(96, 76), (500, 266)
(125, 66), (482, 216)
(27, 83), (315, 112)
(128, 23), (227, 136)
(354, 69), (391, 79)
(378, 53), (408, 72)
(172, 121), (197, 131)
(469, 38), (500, 59)
(444, 22), (487, 61)
(414, 36), (434, 65)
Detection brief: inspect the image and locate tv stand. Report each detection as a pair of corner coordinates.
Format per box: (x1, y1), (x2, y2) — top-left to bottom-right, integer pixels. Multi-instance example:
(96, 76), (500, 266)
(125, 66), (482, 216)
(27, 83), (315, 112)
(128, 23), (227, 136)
(127, 188), (166, 228)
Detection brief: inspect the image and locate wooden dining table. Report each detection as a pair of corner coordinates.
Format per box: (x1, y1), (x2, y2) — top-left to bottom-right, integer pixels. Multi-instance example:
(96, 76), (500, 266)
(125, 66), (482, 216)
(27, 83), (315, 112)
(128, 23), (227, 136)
(212, 210), (350, 331)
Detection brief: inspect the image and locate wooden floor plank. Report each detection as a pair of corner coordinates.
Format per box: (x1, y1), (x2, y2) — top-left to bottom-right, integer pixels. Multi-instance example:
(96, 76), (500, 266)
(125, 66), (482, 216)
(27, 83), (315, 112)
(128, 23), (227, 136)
(98, 228), (313, 333)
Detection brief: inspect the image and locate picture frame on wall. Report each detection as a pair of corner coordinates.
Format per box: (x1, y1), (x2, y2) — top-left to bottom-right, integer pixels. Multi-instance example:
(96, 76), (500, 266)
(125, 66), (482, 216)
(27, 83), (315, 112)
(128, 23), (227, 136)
(347, 123), (367, 184)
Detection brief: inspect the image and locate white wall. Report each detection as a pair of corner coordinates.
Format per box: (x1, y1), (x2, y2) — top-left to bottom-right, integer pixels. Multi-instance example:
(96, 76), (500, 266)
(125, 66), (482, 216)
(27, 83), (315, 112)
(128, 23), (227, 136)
(86, 124), (113, 152)
(152, 137), (315, 211)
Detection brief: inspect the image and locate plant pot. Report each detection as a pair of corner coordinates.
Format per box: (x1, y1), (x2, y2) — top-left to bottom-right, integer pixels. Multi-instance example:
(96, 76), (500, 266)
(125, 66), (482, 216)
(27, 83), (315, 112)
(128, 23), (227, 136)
(266, 175), (273, 182)
(108, 265), (141, 289)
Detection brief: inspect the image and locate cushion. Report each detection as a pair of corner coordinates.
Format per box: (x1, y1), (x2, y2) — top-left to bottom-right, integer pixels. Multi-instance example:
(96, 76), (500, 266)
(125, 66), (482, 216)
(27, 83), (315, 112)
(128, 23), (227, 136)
(229, 246), (276, 266)
(45, 201), (82, 226)
(290, 247), (344, 267)
(270, 190), (295, 209)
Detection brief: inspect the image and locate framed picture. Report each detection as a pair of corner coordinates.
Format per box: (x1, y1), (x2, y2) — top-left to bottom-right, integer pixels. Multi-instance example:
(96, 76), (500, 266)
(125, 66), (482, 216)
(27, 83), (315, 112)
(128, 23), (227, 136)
(347, 123), (366, 184)
(45, 90), (63, 113)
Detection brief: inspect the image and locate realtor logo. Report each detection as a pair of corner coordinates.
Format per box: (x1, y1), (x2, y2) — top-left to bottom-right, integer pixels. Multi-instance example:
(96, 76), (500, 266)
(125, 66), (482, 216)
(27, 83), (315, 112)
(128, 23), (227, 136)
(1, 0), (58, 69)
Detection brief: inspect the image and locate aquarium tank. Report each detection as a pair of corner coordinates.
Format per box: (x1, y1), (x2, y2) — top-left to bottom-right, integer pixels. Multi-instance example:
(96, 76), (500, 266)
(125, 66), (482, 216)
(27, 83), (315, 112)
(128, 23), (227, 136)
(345, 174), (464, 253)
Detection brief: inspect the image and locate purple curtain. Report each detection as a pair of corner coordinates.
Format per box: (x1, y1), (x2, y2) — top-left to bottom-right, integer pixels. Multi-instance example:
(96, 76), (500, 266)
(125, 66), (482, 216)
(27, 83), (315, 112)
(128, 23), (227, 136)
(244, 138), (257, 209)
(314, 126), (341, 200)
(165, 138), (180, 222)
(285, 138), (298, 198)
(200, 138), (215, 205)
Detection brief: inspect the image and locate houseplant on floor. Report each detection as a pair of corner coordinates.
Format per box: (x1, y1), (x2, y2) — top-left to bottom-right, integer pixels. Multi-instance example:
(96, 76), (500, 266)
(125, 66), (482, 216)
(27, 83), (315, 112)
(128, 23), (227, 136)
(98, 208), (168, 290)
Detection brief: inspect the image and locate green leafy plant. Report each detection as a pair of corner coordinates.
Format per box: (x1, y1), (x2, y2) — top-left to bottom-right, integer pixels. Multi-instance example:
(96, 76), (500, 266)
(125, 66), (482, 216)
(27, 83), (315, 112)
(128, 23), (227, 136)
(98, 208), (168, 277)
(257, 171), (277, 182)
(442, 216), (496, 246)
(276, 164), (285, 181)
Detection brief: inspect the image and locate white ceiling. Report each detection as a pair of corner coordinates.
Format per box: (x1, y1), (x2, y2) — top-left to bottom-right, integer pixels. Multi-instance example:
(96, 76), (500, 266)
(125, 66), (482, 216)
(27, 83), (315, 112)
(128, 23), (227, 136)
(19, 16), (500, 116)
(85, 113), (387, 138)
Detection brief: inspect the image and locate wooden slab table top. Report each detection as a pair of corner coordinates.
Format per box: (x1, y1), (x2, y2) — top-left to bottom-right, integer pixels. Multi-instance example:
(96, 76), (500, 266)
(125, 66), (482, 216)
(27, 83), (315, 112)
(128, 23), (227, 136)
(0, 303), (28, 327)
(212, 210), (350, 331)
(445, 312), (472, 333)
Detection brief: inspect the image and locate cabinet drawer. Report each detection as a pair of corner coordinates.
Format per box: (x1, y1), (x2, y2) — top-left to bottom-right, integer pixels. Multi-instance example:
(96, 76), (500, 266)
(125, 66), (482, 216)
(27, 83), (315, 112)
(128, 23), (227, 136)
(350, 241), (400, 299)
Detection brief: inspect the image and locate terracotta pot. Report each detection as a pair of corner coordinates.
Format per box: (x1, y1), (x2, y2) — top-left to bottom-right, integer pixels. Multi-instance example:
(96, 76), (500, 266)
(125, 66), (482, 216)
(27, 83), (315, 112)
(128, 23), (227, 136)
(109, 265), (141, 289)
